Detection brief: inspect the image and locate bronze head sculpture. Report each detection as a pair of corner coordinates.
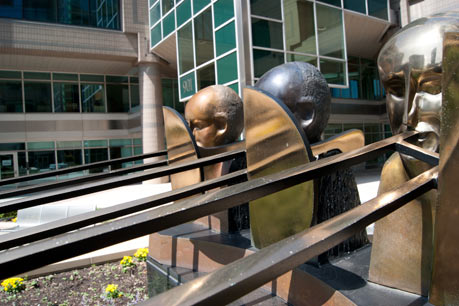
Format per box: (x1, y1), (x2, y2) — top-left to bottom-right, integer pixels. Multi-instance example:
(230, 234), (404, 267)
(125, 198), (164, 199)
(185, 85), (243, 148)
(378, 11), (459, 175)
(369, 11), (459, 296)
(255, 62), (331, 143)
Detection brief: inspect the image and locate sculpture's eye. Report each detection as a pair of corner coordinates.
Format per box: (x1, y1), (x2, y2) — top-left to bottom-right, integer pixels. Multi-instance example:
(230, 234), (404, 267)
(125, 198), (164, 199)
(384, 76), (405, 98)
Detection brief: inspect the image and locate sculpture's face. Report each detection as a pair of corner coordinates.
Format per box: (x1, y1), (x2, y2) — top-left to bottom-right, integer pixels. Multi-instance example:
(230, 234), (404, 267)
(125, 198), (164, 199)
(379, 21), (445, 155)
(185, 87), (227, 147)
(378, 13), (459, 175)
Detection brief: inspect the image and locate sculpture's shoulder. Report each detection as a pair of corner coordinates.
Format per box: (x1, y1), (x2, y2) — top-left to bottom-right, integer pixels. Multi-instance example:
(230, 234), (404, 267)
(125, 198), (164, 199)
(378, 152), (410, 195)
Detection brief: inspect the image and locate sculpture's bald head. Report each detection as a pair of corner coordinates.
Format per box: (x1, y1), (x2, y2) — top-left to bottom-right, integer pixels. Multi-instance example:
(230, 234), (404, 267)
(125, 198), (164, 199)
(255, 62), (331, 143)
(185, 85), (243, 147)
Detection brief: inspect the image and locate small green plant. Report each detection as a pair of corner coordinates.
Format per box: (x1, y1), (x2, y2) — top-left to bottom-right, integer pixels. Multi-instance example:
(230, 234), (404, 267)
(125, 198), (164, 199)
(120, 256), (135, 272)
(134, 248), (149, 262)
(105, 284), (122, 299)
(1, 277), (25, 294)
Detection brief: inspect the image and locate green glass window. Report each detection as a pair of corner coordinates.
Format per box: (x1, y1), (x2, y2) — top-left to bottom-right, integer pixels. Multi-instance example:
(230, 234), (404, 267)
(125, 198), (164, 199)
(28, 151), (56, 173)
(0, 71), (21, 79)
(317, 0), (341, 7)
(197, 63), (215, 90)
(0, 143), (25, 151)
(217, 52), (238, 84)
(368, 0), (388, 20)
(180, 72), (196, 99)
(177, 0), (191, 27)
(194, 8), (214, 66)
(0, 81), (23, 112)
(284, 0), (316, 55)
(162, 79), (182, 112)
(107, 84), (129, 112)
(228, 82), (239, 95)
(214, 0), (234, 28)
(84, 139), (108, 147)
(344, 0), (366, 14)
(316, 4), (345, 59)
(215, 21), (236, 56)
(80, 74), (104, 82)
(287, 54), (317, 67)
(178, 22), (194, 74)
(28, 141), (55, 150)
(253, 49), (284, 78)
(110, 139), (132, 146)
(53, 82), (80, 112)
(250, 0), (281, 20)
(133, 138), (142, 146)
(130, 84), (140, 108)
(251, 18), (283, 50)
(57, 149), (83, 168)
(110, 146), (133, 169)
(106, 76), (128, 83)
(193, 0), (210, 14)
(163, 10), (175, 37)
(81, 84), (105, 112)
(150, 2), (161, 26)
(84, 148), (108, 172)
(130, 77), (139, 84)
(24, 82), (52, 112)
(57, 141), (82, 149)
(149, 0), (156, 7)
(320, 59), (346, 85)
(24, 72), (51, 80)
(151, 23), (162, 47)
(162, 0), (174, 15)
(53, 73), (78, 81)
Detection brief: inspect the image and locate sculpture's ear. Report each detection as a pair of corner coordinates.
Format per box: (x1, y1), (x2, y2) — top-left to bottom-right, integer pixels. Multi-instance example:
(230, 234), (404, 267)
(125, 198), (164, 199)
(214, 113), (228, 140)
(297, 96), (315, 130)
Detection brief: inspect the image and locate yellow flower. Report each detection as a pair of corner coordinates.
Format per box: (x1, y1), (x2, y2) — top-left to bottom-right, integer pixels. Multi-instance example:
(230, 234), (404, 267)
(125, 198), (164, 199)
(120, 256), (133, 266)
(1, 277), (24, 293)
(105, 284), (118, 293)
(134, 248), (149, 261)
(11, 218), (17, 223)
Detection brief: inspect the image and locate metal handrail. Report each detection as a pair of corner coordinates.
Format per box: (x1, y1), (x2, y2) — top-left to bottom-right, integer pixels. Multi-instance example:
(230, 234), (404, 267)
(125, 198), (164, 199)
(0, 149), (246, 213)
(0, 132), (431, 279)
(0, 159), (168, 199)
(0, 150), (167, 187)
(143, 167), (438, 306)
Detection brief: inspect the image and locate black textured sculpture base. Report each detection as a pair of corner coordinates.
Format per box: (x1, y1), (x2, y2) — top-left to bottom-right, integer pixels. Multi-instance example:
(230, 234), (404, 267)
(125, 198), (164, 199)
(317, 150), (369, 263)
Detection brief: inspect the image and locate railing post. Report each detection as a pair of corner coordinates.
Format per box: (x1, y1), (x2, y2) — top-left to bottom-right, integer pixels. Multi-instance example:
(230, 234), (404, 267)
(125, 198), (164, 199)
(430, 32), (459, 305)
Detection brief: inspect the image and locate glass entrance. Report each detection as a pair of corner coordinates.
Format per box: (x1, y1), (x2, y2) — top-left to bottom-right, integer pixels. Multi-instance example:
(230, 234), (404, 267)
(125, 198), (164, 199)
(0, 153), (17, 179)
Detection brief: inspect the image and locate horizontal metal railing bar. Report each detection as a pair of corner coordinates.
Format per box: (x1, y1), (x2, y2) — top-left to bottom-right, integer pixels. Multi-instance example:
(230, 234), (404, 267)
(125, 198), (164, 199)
(0, 170), (248, 250)
(395, 141), (439, 166)
(0, 132), (415, 278)
(0, 149), (246, 214)
(143, 166), (438, 306)
(0, 151), (167, 187)
(0, 159), (168, 200)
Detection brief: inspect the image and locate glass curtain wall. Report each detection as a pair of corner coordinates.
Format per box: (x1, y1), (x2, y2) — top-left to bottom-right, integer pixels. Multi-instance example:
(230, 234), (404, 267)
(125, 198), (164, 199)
(150, 0), (240, 101)
(0, 71), (140, 114)
(331, 57), (383, 100)
(251, 0), (347, 86)
(0, 0), (121, 30)
(324, 0), (389, 20)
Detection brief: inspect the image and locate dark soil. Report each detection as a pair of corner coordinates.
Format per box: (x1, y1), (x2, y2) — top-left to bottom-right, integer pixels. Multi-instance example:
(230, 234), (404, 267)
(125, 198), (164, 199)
(0, 260), (148, 306)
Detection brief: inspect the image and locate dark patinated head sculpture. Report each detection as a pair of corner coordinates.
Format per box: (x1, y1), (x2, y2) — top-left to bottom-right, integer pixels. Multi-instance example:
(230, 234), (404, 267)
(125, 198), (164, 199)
(255, 62), (331, 143)
(185, 85), (243, 147)
(379, 11), (459, 155)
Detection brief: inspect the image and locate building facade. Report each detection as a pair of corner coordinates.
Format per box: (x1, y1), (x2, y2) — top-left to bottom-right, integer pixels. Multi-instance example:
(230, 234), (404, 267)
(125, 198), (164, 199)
(0, 0), (435, 180)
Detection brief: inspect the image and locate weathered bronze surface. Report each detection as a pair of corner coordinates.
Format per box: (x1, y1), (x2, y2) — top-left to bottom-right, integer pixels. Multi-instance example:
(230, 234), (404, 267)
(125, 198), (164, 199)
(254, 62), (331, 143)
(369, 12), (459, 295)
(311, 129), (365, 156)
(184, 85), (246, 232)
(145, 166), (438, 306)
(430, 32), (459, 306)
(162, 106), (201, 190)
(244, 86), (314, 249)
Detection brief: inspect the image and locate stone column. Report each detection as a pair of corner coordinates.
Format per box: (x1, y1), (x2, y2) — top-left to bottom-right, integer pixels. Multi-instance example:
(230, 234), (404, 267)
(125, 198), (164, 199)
(139, 63), (166, 184)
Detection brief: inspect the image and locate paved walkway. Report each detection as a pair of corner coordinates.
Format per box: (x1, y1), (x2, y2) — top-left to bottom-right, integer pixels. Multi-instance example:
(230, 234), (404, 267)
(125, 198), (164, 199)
(2, 169), (381, 277)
